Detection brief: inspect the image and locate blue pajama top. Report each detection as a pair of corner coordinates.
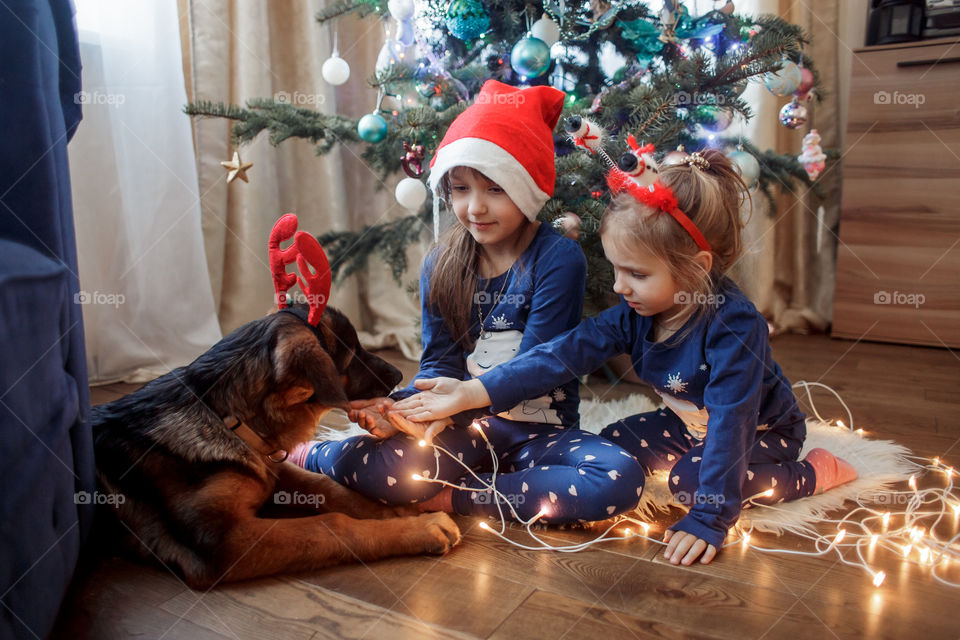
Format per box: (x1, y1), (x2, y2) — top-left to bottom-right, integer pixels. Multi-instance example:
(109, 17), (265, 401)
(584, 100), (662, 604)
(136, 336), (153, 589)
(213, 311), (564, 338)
(477, 278), (807, 547)
(392, 223), (587, 427)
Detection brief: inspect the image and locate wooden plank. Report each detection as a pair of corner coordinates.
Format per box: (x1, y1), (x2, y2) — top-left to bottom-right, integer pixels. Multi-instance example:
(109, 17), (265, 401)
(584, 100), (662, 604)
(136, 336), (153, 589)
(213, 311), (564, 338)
(159, 575), (473, 640)
(489, 589), (713, 640)
(296, 551), (534, 638)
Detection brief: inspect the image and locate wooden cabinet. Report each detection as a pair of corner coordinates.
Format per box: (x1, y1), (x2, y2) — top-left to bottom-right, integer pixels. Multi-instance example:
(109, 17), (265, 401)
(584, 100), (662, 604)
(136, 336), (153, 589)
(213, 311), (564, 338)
(833, 38), (960, 348)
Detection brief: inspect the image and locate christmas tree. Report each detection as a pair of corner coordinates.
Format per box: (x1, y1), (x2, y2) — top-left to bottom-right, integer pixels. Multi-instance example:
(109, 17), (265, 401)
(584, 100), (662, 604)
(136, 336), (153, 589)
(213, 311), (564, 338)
(186, 0), (831, 310)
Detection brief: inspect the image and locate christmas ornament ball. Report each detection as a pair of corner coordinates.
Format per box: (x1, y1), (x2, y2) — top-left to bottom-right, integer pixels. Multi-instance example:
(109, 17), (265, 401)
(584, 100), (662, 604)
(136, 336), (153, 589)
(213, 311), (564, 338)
(531, 14), (561, 47)
(662, 148), (690, 166)
(510, 37), (551, 78)
(387, 0), (415, 21)
(764, 59), (802, 96)
(795, 66), (815, 97)
(445, 0), (490, 40)
(779, 98), (808, 129)
(321, 55), (350, 86)
(395, 177), (427, 210)
(697, 105), (734, 132)
(727, 149), (760, 188)
(357, 113), (388, 143)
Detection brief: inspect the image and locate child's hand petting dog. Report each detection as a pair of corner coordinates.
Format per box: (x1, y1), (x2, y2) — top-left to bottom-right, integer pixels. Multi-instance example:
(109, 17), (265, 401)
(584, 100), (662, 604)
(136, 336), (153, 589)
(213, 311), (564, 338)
(393, 377), (491, 422)
(385, 412), (452, 445)
(663, 528), (717, 565)
(348, 398), (400, 439)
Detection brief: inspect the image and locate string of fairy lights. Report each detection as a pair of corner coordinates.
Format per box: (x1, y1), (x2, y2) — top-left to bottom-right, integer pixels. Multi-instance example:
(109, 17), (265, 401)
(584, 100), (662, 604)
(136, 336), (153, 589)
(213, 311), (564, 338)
(407, 381), (959, 588)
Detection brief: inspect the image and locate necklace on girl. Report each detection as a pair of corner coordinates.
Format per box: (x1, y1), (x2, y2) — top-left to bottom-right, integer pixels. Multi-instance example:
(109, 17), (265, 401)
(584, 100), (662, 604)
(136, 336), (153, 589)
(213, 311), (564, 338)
(477, 267), (511, 339)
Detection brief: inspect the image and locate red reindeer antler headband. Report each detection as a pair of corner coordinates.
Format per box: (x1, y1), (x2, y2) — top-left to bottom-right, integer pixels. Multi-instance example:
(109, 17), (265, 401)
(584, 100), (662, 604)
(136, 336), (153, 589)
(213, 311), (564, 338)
(565, 117), (711, 253)
(269, 213), (332, 326)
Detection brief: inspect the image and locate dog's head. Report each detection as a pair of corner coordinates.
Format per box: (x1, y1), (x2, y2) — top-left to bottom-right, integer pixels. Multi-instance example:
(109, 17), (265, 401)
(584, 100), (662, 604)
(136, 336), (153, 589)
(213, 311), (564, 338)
(196, 304), (402, 447)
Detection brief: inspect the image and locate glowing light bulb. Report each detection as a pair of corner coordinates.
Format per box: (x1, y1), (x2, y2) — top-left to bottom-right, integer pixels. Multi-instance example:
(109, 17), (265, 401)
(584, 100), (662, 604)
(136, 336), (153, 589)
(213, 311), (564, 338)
(903, 544), (912, 558)
(873, 571), (886, 587)
(478, 521), (490, 530)
(743, 533), (751, 546)
(920, 547), (930, 564)
(856, 429), (865, 437)
(837, 420), (846, 429)
(641, 522), (651, 536)
(882, 512), (891, 528)
(411, 473), (422, 481)
(418, 439), (427, 447)
(933, 457), (940, 467)
(909, 475), (917, 491)
(763, 489), (774, 497)
(870, 534), (879, 547)
(623, 528), (631, 537)
(952, 504), (960, 517)
(835, 529), (846, 544)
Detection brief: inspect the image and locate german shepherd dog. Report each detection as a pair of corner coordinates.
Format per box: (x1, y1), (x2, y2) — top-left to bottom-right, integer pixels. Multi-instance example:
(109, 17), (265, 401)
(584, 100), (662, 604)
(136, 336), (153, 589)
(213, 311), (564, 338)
(92, 305), (460, 589)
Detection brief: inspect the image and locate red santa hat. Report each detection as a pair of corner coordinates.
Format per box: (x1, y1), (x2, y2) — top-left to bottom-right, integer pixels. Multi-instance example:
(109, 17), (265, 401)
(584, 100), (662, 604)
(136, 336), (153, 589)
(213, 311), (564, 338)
(427, 80), (565, 221)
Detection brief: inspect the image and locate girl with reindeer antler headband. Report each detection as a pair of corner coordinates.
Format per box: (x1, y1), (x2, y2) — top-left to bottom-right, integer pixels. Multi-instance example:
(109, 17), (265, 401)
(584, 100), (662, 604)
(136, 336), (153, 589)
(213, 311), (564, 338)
(395, 118), (858, 566)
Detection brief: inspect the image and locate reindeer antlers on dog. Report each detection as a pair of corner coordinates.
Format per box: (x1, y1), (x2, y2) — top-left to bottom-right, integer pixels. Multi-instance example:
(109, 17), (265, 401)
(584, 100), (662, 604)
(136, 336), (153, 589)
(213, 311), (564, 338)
(268, 213), (332, 326)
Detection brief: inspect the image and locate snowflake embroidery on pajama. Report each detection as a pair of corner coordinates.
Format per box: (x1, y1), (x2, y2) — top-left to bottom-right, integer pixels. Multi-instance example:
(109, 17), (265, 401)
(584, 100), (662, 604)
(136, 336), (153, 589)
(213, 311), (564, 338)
(490, 314), (511, 330)
(665, 372), (688, 394)
(551, 387), (566, 402)
(699, 363), (708, 371)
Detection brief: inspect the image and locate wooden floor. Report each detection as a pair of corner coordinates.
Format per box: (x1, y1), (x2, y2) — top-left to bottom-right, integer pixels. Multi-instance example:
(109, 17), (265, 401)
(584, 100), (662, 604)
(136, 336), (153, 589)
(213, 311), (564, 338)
(53, 334), (960, 639)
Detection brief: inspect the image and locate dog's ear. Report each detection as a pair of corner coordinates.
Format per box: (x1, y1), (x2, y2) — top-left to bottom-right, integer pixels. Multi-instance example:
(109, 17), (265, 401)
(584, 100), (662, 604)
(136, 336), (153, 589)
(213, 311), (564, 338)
(272, 323), (348, 409)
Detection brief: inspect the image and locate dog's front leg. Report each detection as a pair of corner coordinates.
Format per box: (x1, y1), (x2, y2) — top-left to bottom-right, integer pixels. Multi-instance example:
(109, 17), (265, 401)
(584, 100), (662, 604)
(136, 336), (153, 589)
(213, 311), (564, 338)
(274, 462), (419, 519)
(190, 511), (460, 588)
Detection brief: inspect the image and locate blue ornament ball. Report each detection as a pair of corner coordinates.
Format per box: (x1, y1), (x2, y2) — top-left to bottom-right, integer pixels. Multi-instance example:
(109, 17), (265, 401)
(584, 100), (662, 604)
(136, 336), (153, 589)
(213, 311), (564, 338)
(728, 149), (760, 189)
(357, 113), (388, 143)
(445, 0), (490, 40)
(510, 37), (551, 78)
(764, 60), (802, 97)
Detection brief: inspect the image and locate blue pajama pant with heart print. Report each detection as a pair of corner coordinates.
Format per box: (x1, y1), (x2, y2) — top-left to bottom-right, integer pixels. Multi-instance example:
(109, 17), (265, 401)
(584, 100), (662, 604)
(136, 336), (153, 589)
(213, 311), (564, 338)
(299, 416), (646, 523)
(600, 409), (817, 507)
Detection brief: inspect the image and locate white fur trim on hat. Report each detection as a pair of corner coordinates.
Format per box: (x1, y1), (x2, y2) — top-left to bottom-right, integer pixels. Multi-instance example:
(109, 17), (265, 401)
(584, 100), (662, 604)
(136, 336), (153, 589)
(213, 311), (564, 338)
(427, 138), (550, 221)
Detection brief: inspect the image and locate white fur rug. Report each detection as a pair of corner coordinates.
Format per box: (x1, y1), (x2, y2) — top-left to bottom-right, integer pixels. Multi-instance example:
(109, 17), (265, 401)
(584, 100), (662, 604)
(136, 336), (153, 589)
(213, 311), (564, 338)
(578, 395), (917, 536)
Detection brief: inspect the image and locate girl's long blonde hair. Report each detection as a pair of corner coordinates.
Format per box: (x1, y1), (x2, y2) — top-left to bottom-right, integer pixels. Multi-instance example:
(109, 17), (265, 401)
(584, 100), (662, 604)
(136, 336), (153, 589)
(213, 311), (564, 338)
(600, 148), (751, 330)
(428, 166), (531, 351)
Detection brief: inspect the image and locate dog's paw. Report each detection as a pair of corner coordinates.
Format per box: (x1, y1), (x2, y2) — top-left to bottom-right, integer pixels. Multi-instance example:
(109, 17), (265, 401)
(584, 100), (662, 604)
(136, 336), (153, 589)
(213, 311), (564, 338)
(416, 512), (461, 554)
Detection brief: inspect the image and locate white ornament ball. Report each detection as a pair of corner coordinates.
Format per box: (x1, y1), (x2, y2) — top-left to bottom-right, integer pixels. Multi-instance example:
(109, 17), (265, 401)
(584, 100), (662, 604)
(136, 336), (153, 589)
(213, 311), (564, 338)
(388, 0), (416, 21)
(395, 177), (427, 210)
(662, 149), (689, 166)
(321, 55), (350, 86)
(531, 14), (561, 48)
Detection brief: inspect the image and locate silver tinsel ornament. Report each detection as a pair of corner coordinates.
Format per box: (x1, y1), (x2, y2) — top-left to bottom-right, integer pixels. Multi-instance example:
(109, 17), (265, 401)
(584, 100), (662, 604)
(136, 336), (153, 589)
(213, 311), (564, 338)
(778, 98), (808, 129)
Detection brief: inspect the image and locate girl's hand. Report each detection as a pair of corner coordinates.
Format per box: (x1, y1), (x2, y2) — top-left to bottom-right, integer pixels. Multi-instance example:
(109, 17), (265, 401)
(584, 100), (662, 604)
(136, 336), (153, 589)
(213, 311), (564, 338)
(385, 413), (453, 444)
(392, 378), (491, 422)
(348, 398), (399, 439)
(663, 529), (718, 565)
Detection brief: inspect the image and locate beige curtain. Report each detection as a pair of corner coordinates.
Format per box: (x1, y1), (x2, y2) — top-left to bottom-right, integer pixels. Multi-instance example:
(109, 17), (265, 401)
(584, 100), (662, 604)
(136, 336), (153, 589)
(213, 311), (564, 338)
(180, 0), (425, 357)
(731, 0), (868, 334)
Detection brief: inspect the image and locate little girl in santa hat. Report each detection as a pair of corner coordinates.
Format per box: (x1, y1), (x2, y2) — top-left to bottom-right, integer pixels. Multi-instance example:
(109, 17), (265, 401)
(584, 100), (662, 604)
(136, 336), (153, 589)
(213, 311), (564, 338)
(290, 80), (644, 523)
